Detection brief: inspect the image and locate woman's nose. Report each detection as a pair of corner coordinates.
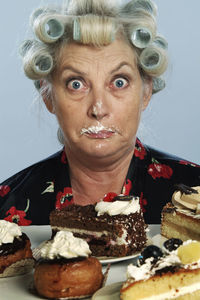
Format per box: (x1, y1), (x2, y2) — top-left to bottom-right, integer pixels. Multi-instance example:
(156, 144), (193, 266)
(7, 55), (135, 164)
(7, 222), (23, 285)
(87, 88), (110, 120)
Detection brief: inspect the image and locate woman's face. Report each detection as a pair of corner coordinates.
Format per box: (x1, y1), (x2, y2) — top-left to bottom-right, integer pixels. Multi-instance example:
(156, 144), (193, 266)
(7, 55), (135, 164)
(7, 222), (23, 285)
(47, 39), (152, 162)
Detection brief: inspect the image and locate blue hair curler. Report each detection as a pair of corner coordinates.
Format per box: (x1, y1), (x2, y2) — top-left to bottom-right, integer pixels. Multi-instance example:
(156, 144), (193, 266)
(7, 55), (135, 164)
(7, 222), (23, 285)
(131, 27), (152, 48)
(152, 77), (165, 93)
(153, 36), (168, 50)
(35, 16), (65, 43)
(19, 40), (35, 57)
(33, 54), (53, 74)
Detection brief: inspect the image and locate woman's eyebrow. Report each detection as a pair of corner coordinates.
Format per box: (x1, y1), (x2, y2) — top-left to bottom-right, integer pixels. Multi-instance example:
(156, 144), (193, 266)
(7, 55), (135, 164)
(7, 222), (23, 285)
(110, 62), (134, 74)
(60, 62), (134, 76)
(60, 65), (87, 76)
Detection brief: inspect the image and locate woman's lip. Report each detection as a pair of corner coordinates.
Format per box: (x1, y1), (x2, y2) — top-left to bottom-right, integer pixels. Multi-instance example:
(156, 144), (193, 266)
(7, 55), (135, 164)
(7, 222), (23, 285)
(85, 130), (115, 139)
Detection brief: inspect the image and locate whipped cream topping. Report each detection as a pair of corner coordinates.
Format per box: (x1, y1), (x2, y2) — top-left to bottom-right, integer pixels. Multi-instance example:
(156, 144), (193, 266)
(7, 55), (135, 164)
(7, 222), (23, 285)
(172, 186), (200, 213)
(127, 240), (200, 282)
(0, 220), (22, 246)
(95, 196), (140, 216)
(40, 231), (91, 260)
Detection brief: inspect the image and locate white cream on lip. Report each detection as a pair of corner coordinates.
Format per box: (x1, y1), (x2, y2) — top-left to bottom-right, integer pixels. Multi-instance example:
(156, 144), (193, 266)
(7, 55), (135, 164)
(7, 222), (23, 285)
(95, 196), (140, 216)
(0, 220), (22, 246)
(40, 231), (91, 260)
(80, 121), (118, 135)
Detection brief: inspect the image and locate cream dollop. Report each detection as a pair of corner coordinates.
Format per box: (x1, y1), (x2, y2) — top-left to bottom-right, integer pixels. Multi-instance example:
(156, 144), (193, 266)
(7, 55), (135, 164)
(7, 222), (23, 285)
(95, 196), (140, 216)
(172, 186), (200, 213)
(40, 231), (91, 260)
(0, 220), (22, 246)
(127, 240), (200, 283)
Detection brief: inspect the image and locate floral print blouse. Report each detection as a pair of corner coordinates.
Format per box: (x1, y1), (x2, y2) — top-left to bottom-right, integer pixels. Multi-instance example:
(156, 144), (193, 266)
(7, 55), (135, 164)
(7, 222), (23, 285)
(0, 138), (200, 225)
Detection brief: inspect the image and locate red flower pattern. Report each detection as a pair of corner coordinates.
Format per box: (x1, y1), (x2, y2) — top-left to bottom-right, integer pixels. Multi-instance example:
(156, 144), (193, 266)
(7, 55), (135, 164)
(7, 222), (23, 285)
(148, 158), (173, 180)
(4, 206), (32, 226)
(122, 179), (132, 195)
(61, 150), (67, 164)
(134, 139), (146, 160)
(139, 192), (148, 213)
(0, 185), (10, 197)
(55, 187), (73, 209)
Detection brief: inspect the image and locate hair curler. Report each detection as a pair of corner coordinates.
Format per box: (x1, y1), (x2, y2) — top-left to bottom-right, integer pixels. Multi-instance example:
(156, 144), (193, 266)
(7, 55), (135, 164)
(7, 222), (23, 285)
(139, 45), (167, 76)
(121, 0), (157, 17)
(131, 26), (153, 48)
(152, 77), (165, 93)
(33, 14), (65, 43)
(73, 18), (81, 41)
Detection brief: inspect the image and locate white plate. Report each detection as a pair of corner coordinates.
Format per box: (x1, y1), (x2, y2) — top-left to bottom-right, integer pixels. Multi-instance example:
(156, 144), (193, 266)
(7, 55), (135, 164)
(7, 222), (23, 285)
(99, 252), (140, 264)
(0, 272), (44, 300)
(92, 281), (123, 300)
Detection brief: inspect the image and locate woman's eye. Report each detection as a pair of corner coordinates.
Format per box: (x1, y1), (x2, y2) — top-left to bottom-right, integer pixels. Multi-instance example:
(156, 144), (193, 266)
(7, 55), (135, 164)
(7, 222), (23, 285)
(113, 77), (128, 89)
(67, 79), (84, 90)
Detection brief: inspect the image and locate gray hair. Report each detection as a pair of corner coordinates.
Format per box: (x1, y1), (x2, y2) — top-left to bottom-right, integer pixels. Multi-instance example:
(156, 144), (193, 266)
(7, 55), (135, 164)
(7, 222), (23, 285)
(20, 0), (168, 96)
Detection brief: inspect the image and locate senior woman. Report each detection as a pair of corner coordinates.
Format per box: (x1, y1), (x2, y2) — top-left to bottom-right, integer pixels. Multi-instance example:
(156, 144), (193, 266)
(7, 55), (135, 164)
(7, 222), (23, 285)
(0, 0), (199, 225)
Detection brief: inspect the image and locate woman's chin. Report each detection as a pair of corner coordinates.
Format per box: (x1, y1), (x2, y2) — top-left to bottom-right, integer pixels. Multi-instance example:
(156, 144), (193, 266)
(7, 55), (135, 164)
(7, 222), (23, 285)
(77, 142), (123, 161)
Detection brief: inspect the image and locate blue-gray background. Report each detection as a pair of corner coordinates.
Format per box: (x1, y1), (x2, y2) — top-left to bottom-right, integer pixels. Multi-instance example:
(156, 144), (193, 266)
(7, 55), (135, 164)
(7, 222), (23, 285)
(0, 0), (200, 182)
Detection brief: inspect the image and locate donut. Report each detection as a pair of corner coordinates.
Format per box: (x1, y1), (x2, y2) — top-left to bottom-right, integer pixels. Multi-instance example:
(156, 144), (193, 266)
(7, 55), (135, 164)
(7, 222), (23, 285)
(34, 256), (103, 298)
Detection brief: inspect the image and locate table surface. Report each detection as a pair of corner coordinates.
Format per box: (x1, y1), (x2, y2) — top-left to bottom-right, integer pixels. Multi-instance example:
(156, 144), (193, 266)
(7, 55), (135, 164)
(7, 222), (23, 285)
(22, 224), (160, 285)
(0, 225), (161, 300)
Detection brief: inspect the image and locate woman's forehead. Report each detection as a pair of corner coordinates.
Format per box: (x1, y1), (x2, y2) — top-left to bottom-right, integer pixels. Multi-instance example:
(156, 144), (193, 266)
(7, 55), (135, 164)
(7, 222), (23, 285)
(56, 39), (138, 71)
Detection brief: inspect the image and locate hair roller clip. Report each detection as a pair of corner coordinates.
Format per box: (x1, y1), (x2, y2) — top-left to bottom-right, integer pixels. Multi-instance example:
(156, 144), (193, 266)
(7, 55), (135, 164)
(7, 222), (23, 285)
(131, 27), (152, 48)
(73, 18), (81, 41)
(139, 45), (167, 76)
(33, 14), (65, 43)
(152, 77), (165, 94)
(153, 36), (168, 50)
(19, 40), (35, 57)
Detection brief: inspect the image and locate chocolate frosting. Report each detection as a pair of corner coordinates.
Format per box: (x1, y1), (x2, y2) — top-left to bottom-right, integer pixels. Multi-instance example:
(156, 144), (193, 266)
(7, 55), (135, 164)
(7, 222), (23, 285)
(0, 233), (28, 256)
(37, 256), (86, 265)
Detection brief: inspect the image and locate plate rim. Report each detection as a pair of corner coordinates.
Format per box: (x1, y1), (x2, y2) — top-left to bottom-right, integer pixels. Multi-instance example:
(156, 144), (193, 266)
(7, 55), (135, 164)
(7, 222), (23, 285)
(99, 252), (140, 264)
(92, 281), (123, 300)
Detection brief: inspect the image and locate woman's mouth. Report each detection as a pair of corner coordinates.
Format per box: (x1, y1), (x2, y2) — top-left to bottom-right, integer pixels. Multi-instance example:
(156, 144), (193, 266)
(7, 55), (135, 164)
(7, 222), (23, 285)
(85, 130), (115, 139)
(80, 125), (117, 139)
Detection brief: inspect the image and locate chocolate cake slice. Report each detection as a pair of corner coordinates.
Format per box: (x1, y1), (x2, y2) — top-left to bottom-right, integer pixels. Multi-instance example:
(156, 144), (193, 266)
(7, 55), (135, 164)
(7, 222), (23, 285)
(50, 196), (147, 257)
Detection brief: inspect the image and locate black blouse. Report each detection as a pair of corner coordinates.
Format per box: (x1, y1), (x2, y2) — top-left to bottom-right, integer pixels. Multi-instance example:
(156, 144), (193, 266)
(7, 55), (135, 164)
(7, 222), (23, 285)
(0, 138), (199, 225)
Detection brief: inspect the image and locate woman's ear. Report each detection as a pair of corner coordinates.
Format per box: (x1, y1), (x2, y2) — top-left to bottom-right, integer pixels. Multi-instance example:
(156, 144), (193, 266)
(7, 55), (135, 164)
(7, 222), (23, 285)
(40, 80), (55, 114)
(142, 78), (153, 111)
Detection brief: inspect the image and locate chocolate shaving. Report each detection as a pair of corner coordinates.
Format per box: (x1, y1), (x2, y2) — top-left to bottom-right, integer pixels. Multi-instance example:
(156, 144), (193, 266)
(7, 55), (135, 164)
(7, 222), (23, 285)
(174, 184), (198, 195)
(113, 195), (133, 201)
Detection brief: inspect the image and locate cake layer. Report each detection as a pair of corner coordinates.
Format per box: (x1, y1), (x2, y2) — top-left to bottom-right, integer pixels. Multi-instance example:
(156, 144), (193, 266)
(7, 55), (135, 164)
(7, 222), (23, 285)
(161, 203), (200, 241)
(121, 268), (200, 300)
(161, 220), (200, 242)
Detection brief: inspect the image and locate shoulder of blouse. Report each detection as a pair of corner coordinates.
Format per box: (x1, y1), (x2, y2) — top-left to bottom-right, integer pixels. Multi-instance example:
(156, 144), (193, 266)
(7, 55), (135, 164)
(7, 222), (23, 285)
(0, 148), (64, 187)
